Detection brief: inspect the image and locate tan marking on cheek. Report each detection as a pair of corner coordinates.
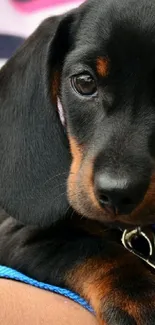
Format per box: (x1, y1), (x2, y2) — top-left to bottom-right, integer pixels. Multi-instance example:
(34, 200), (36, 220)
(82, 160), (103, 211)
(51, 71), (60, 103)
(96, 57), (109, 77)
(67, 137), (103, 214)
(67, 136), (83, 199)
(69, 136), (83, 174)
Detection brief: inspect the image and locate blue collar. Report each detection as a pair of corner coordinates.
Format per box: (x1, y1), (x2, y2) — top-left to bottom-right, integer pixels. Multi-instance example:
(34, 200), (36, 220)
(0, 265), (94, 313)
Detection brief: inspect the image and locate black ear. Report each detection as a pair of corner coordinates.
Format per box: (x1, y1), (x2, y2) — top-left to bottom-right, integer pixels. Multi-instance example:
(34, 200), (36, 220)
(0, 12), (77, 226)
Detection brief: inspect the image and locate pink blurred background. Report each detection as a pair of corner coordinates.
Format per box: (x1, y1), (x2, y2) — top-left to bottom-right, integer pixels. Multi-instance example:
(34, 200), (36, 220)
(0, 0), (84, 67)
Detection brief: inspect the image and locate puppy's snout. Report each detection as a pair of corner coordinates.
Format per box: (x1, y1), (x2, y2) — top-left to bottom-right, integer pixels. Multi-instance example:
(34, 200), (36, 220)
(93, 153), (151, 217)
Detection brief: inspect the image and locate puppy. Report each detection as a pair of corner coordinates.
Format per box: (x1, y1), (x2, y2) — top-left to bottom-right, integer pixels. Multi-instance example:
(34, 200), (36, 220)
(1, 0), (155, 323)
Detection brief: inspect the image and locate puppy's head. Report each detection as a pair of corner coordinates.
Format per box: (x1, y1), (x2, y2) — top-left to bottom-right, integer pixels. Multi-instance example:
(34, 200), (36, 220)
(1, 0), (155, 227)
(62, 0), (155, 227)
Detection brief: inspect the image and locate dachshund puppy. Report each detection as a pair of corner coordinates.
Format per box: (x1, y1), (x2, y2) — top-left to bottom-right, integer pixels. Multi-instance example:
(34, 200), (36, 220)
(1, 0), (155, 323)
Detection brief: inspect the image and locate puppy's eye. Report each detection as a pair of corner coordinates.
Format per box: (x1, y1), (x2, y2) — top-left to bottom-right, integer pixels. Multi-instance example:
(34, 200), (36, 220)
(71, 73), (97, 96)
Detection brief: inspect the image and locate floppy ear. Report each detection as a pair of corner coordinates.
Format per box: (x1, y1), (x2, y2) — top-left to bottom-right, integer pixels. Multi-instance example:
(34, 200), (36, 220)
(0, 12), (77, 226)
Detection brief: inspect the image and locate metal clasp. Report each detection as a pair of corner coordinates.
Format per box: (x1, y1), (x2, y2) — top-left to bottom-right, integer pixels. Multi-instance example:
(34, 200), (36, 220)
(121, 227), (155, 269)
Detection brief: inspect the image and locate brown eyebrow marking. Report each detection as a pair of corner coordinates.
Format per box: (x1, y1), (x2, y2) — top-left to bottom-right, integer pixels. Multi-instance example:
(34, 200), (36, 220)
(96, 57), (109, 77)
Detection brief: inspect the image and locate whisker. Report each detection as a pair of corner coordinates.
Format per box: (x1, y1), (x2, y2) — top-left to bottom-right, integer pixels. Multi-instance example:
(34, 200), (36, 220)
(50, 182), (67, 191)
(64, 204), (73, 216)
(41, 171), (74, 187)
(42, 178), (78, 193)
(51, 191), (67, 204)
(70, 209), (76, 220)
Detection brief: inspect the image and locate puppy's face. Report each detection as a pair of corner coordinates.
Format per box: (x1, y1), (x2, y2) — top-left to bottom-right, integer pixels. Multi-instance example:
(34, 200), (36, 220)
(61, 0), (155, 226)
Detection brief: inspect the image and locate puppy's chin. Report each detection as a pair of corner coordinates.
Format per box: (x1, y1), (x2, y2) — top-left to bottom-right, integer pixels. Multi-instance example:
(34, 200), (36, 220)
(68, 190), (155, 229)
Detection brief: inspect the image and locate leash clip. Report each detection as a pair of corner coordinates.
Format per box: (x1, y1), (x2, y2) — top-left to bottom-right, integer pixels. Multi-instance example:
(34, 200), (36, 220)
(121, 227), (155, 269)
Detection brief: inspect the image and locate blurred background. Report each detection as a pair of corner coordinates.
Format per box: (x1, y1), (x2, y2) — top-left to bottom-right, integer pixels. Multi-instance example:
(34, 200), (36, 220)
(0, 0), (83, 68)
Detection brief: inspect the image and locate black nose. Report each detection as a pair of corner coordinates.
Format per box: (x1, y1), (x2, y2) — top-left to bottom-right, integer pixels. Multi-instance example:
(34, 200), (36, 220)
(94, 173), (147, 215)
